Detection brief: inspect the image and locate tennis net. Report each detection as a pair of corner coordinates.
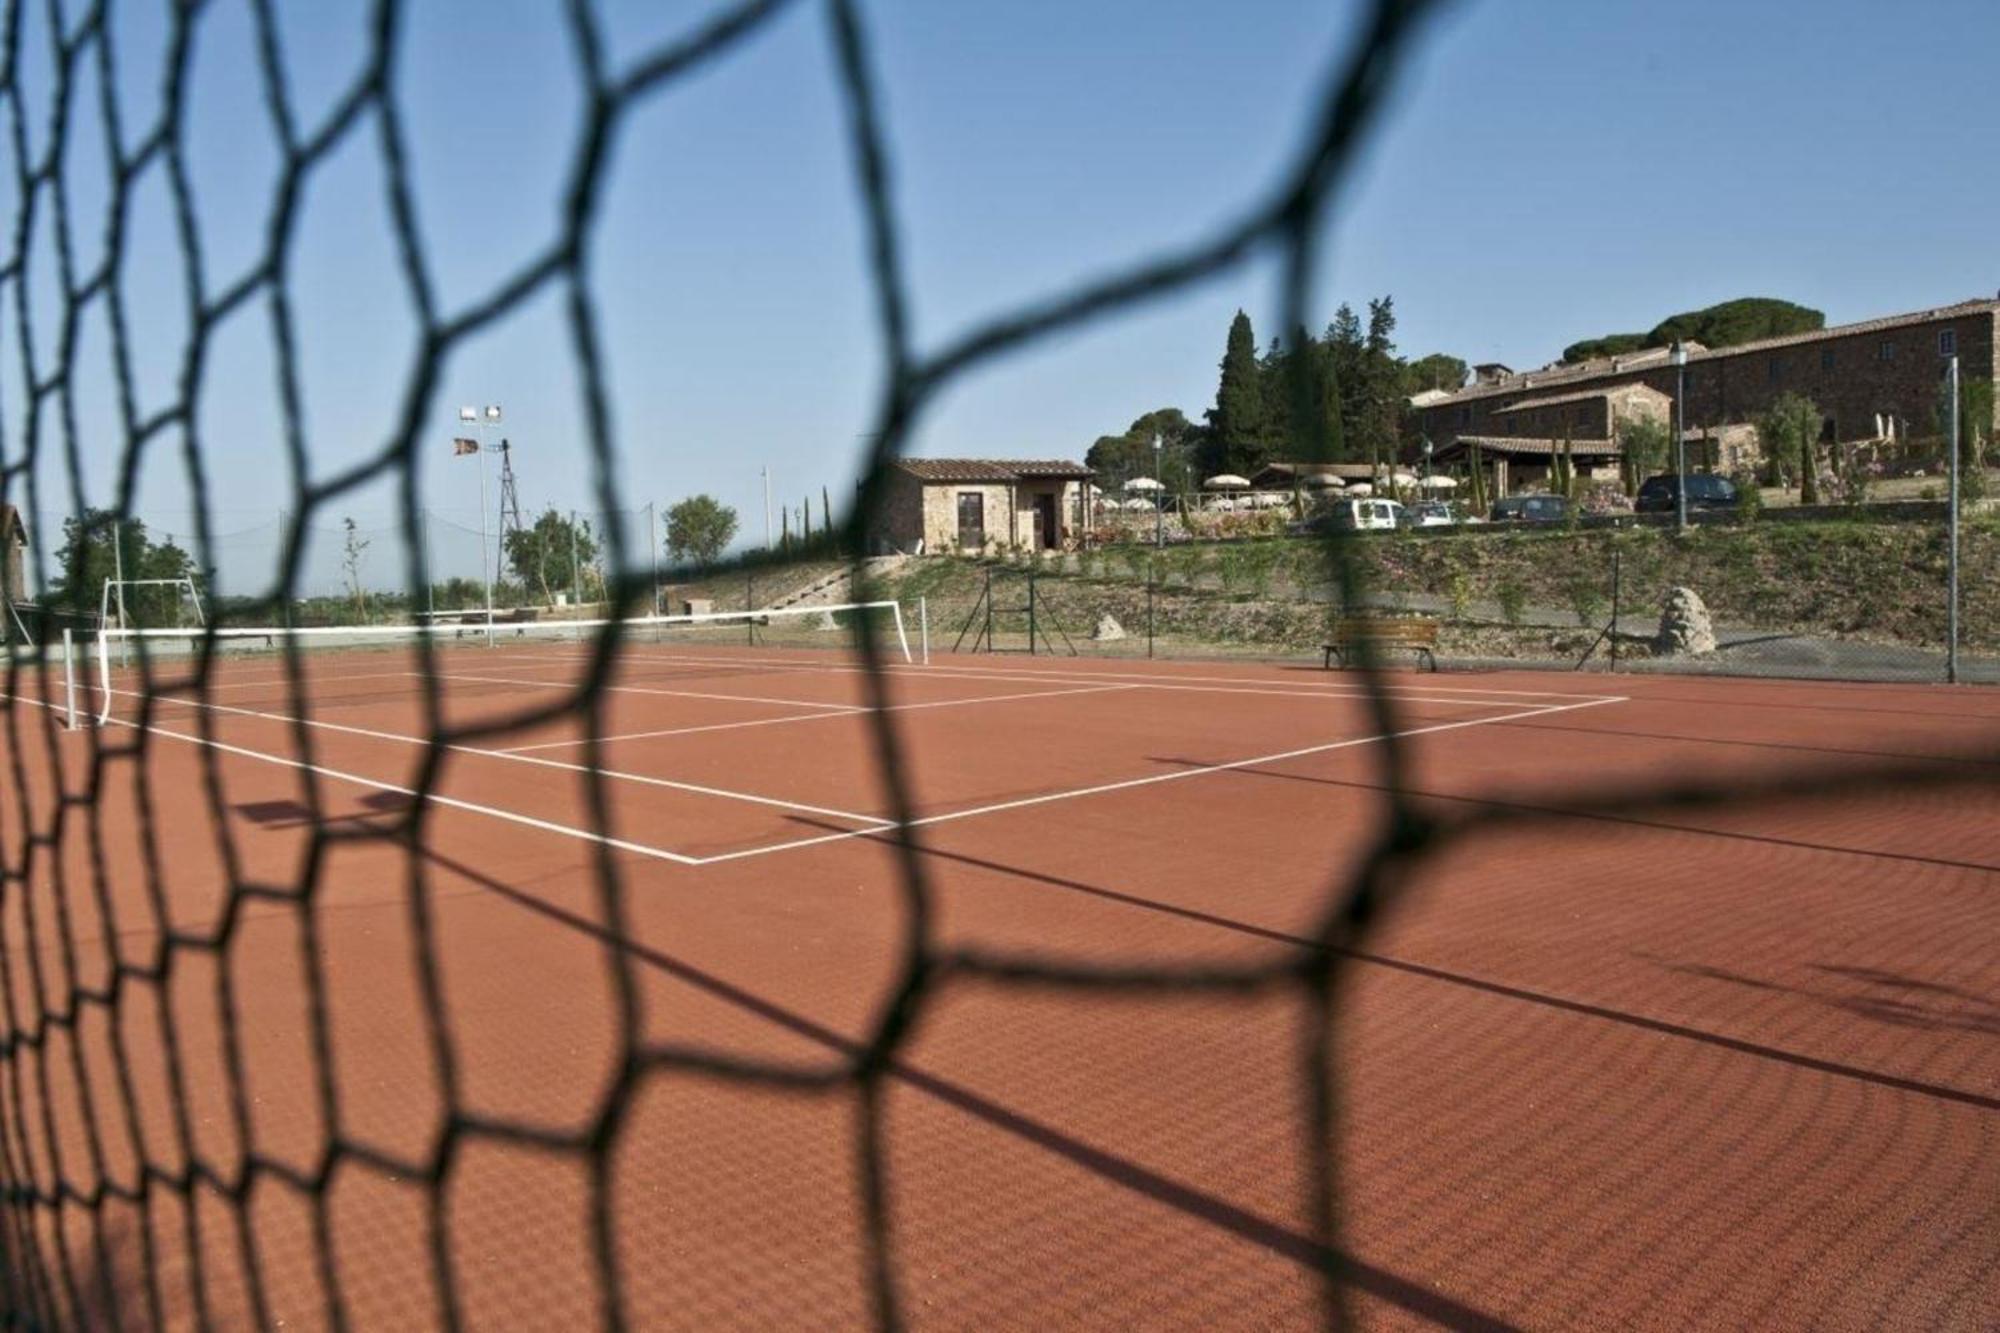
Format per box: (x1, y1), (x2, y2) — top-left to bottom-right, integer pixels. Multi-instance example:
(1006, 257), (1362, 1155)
(79, 600), (915, 728)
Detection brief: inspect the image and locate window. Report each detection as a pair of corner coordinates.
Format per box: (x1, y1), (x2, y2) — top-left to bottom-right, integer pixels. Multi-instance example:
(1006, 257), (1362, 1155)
(1820, 347), (1835, 372)
(955, 492), (985, 548)
(1940, 328), (1957, 356)
(1879, 340), (1896, 362)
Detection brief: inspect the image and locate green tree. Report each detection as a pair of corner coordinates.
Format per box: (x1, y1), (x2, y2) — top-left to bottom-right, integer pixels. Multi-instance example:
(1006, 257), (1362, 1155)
(1204, 310), (1271, 477)
(504, 507), (601, 605)
(1756, 393), (1823, 503)
(1402, 353), (1469, 394)
(1272, 327), (1343, 464)
(50, 508), (197, 623)
(1085, 407), (1203, 494)
(1617, 416), (1672, 497)
(1938, 374), (1994, 502)
(665, 495), (739, 570)
(341, 518), (371, 618)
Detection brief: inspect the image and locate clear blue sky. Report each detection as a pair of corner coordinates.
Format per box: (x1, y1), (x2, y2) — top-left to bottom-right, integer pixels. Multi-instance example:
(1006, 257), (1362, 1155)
(12, 0), (1999, 594)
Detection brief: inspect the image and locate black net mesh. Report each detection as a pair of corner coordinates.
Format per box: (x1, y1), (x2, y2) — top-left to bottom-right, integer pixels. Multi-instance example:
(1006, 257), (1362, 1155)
(1, 2), (1997, 1330)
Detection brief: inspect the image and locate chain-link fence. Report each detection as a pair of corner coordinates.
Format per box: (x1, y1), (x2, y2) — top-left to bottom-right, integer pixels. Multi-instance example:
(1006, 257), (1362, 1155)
(908, 510), (1995, 683)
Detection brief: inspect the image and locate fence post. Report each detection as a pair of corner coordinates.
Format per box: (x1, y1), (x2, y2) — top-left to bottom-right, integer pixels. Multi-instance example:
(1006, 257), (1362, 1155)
(62, 629), (77, 730)
(984, 566), (993, 653)
(1609, 549), (1621, 671)
(1028, 568), (1038, 655)
(1147, 554), (1156, 660)
(919, 595), (929, 665)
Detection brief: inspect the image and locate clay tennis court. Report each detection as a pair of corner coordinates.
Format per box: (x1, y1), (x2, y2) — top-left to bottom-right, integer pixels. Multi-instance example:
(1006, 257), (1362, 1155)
(2, 639), (1996, 1330)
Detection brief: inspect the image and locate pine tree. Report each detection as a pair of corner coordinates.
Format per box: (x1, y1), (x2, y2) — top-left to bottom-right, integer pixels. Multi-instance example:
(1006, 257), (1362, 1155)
(1207, 310), (1270, 477)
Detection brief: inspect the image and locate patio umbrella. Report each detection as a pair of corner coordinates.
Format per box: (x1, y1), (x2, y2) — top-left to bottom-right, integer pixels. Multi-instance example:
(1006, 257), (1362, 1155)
(1123, 497), (1156, 511)
(1125, 477), (1164, 492)
(1419, 475), (1459, 490)
(1345, 482), (1373, 497)
(1203, 474), (1251, 489)
(1390, 471), (1419, 487)
(1303, 473), (1345, 488)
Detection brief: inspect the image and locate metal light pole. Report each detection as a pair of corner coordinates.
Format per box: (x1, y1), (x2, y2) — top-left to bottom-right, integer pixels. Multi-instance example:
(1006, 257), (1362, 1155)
(1673, 342), (1689, 530)
(458, 404), (501, 632)
(1947, 354), (1961, 684)
(1153, 433), (1164, 549)
(1421, 434), (1434, 492)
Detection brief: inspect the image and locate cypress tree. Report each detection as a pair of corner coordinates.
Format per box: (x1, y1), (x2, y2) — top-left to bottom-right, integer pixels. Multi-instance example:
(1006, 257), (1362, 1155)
(1208, 310), (1269, 476)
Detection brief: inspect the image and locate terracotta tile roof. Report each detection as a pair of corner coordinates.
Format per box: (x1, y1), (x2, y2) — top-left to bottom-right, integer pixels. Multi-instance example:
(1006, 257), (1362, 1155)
(1501, 383), (1668, 413)
(1424, 298), (2000, 409)
(1440, 436), (1623, 458)
(894, 458), (1092, 482)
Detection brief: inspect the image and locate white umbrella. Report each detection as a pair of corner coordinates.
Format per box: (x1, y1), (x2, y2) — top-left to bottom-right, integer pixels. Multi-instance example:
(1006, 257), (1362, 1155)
(1203, 474), (1251, 489)
(1419, 475), (1459, 490)
(1255, 492), (1289, 508)
(1345, 482), (1373, 497)
(1303, 473), (1345, 489)
(1390, 471), (1419, 487)
(1124, 476), (1164, 492)
(1123, 497), (1155, 511)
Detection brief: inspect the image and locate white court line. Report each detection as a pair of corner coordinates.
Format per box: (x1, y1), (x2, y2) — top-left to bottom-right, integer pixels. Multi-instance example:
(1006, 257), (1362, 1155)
(689, 694), (1630, 865)
(495, 682), (1141, 754)
(2, 689), (702, 865)
(103, 687), (891, 828)
(428, 669), (865, 714)
(482, 649), (1616, 708)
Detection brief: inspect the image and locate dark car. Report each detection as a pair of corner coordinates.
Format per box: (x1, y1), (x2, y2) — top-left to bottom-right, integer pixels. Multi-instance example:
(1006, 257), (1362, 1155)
(1489, 494), (1572, 524)
(1635, 473), (1739, 514)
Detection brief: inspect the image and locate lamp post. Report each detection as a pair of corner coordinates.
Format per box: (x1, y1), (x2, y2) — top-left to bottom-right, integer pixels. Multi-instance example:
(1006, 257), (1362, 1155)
(1421, 434), (1434, 492)
(1672, 342), (1688, 531)
(1153, 433), (1164, 549)
(457, 404), (502, 630)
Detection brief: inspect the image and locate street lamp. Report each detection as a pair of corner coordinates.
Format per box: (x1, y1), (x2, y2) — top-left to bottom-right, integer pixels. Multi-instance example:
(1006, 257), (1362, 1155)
(1421, 434), (1434, 490)
(1153, 433), (1164, 549)
(1672, 343), (1688, 530)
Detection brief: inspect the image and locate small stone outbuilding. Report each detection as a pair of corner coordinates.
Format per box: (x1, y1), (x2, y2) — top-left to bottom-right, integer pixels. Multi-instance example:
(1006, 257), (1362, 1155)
(870, 459), (1095, 556)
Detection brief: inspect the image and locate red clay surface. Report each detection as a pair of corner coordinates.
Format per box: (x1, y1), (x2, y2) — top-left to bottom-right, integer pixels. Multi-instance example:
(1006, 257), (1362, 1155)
(1, 642), (1996, 1330)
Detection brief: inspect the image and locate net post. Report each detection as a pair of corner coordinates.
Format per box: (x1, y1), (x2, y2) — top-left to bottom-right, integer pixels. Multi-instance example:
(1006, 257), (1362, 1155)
(62, 629), (77, 730)
(1947, 354), (1960, 685)
(919, 596), (929, 665)
(888, 601), (912, 664)
(95, 628), (113, 727)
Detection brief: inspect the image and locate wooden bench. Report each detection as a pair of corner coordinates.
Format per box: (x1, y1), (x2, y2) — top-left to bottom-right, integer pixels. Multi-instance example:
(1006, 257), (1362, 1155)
(1323, 616), (1439, 671)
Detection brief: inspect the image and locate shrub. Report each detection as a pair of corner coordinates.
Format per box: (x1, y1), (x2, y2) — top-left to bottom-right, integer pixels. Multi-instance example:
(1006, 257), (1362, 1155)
(1447, 571), (1472, 622)
(1495, 576), (1528, 626)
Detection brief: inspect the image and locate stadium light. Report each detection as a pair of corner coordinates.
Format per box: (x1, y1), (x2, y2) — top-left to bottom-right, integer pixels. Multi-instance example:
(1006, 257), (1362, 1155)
(485, 405), (503, 424)
(458, 406), (476, 423)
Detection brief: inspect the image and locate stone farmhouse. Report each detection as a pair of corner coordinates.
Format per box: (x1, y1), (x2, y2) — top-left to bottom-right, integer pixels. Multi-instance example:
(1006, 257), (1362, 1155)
(1415, 296), (2000, 494)
(871, 459), (1094, 555)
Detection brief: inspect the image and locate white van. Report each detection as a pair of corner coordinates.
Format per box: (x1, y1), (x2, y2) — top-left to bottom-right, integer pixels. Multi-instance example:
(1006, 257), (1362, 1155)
(1327, 498), (1406, 531)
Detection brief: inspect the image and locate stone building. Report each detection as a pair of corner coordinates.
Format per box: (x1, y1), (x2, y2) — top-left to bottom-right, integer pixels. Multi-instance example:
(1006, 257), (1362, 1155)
(1431, 383), (1669, 494)
(1417, 297), (2000, 491)
(1, 504), (24, 605)
(870, 459), (1094, 555)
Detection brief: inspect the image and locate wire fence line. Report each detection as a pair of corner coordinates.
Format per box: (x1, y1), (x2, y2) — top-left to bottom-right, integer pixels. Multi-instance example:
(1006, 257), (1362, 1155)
(0, 1), (1993, 1330)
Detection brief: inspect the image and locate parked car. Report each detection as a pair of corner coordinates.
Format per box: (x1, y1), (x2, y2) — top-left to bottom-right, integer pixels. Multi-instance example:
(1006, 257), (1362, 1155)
(1326, 497), (1406, 531)
(1635, 473), (1739, 513)
(1409, 500), (1459, 528)
(1489, 494), (1572, 524)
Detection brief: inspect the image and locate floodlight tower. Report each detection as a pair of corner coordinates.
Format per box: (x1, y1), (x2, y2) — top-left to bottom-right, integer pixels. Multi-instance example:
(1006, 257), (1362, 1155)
(456, 403), (505, 627)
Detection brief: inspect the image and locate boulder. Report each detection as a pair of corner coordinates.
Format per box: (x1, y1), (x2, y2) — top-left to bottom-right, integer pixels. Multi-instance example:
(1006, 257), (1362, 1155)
(1091, 614), (1127, 642)
(1655, 586), (1716, 656)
